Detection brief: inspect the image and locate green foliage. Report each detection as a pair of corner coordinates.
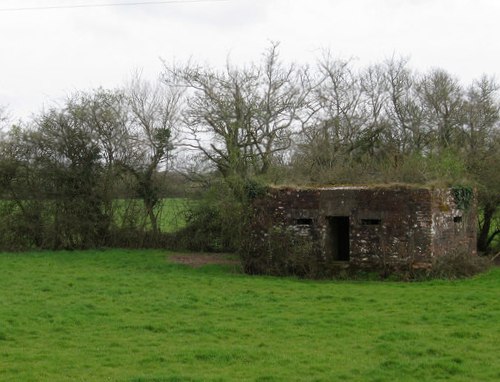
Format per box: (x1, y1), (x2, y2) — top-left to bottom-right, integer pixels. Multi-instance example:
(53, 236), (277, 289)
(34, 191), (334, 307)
(153, 127), (171, 149)
(170, 178), (268, 253)
(0, 85), (185, 250)
(424, 150), (468, 183)
(451, 185), (474, 210)
(289, 150), (470, 188)
(0, 200), (45, 250)
(174, 182), (247, 252)
(0, 249), (498, 381)
(243, 178), (267, 200)
(0, 198), (190, 251)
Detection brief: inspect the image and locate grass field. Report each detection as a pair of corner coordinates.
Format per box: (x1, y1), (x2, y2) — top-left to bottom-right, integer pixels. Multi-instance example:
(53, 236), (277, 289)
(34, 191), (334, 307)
(156, 198), (192, 232)
(113, 198), (191, 233)
(0, 250), (499, 381)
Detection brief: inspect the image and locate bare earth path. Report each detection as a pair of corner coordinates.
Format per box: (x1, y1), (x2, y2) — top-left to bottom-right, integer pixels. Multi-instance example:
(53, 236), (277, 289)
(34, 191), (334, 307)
(168, 253), (241, 268)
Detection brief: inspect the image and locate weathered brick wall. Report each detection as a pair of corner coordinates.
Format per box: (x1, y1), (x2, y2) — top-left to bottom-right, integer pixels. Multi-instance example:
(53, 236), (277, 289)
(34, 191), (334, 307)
(318, 187), (433, 269)
(430, 189), (477, 258)
(248, 187), (321, 239)
(250, 187), (321, 230)
(249, 186), (476, 274)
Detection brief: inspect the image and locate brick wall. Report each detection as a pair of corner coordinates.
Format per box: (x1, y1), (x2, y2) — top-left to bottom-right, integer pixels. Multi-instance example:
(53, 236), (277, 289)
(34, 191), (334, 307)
(430, 188), (477, 258)
(250, 185), (477, 273)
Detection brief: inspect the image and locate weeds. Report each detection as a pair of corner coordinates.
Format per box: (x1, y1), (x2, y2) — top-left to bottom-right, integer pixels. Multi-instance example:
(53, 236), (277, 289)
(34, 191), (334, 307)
(429, 249), (492, 279)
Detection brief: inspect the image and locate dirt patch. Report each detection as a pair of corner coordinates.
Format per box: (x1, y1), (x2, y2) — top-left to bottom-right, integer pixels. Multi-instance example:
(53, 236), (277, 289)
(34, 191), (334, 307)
(169, 253), (241, 268)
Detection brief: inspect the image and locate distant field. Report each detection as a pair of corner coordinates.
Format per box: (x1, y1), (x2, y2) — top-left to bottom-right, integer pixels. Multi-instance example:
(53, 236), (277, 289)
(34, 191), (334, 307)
(0, 198), (192, 234)
(157, 198), (192, 232)
(113, 198), (192, 233)
(0, 250), (499, 381)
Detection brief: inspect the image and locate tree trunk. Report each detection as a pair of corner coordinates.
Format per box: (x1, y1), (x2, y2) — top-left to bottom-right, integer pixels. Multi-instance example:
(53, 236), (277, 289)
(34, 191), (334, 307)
(146, 200), (159, 234)
(477, 203), (496, 253)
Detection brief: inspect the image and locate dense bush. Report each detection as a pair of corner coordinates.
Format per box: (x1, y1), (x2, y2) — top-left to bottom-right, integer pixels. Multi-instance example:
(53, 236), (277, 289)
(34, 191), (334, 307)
(239, 225), (329, 278)
(172, 182), (247, 252)
(0, 201), (45, 250)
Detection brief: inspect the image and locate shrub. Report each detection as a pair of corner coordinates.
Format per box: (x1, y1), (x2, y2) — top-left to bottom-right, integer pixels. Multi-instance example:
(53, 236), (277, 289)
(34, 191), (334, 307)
(172, 182), (247, 252)
(0, 200), (46, 250)
(239, 224), (330, 278)
(428, 249), (492, 279)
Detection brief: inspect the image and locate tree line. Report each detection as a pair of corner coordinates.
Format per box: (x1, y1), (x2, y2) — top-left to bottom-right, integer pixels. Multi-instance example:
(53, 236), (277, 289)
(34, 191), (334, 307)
(1, 44), (499, 253)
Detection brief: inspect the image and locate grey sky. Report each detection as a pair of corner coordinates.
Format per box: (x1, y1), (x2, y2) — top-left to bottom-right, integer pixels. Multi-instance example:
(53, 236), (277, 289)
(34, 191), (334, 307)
(1, 0), (499, 119)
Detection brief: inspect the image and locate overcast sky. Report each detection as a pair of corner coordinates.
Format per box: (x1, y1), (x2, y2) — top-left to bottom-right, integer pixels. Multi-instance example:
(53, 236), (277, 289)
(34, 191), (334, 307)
(1, 0), (499, 120)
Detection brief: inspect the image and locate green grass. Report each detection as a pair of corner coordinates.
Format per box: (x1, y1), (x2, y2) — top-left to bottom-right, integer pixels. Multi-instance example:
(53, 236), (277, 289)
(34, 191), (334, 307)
(0, 250), (499, 381)
(156, 198), (191, 232)
(113, 198), (191, 233)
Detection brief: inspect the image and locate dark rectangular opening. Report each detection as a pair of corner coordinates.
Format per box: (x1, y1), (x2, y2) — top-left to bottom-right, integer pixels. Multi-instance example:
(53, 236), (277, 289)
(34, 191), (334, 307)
(453, 216), (462, 223)
(295, 218), (313, 225)
(361, 218), (381, 225)
(326, 216), (350, 261)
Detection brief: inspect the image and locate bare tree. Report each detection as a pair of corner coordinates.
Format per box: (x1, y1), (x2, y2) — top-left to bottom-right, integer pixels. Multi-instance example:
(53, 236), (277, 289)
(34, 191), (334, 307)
(250, 43), (306, 175)
(358, 63), (390, 158)
(296, 55), (367, 176)
(462, 76), (499, 154)
(124, 74), (182, 233)
(76, 89), (130, 170)
(384, 57), (426, 155)
(0, 105), (8, 131)
(315, 55), (366, 156)
(164, 43), (306, 195)
(418, 69), (465, 150)
(170, 61), (256, 181)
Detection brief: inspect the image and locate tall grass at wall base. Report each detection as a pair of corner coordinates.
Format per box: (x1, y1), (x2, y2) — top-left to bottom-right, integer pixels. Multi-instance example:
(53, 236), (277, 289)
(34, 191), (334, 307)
(428, 250), (493, 280)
